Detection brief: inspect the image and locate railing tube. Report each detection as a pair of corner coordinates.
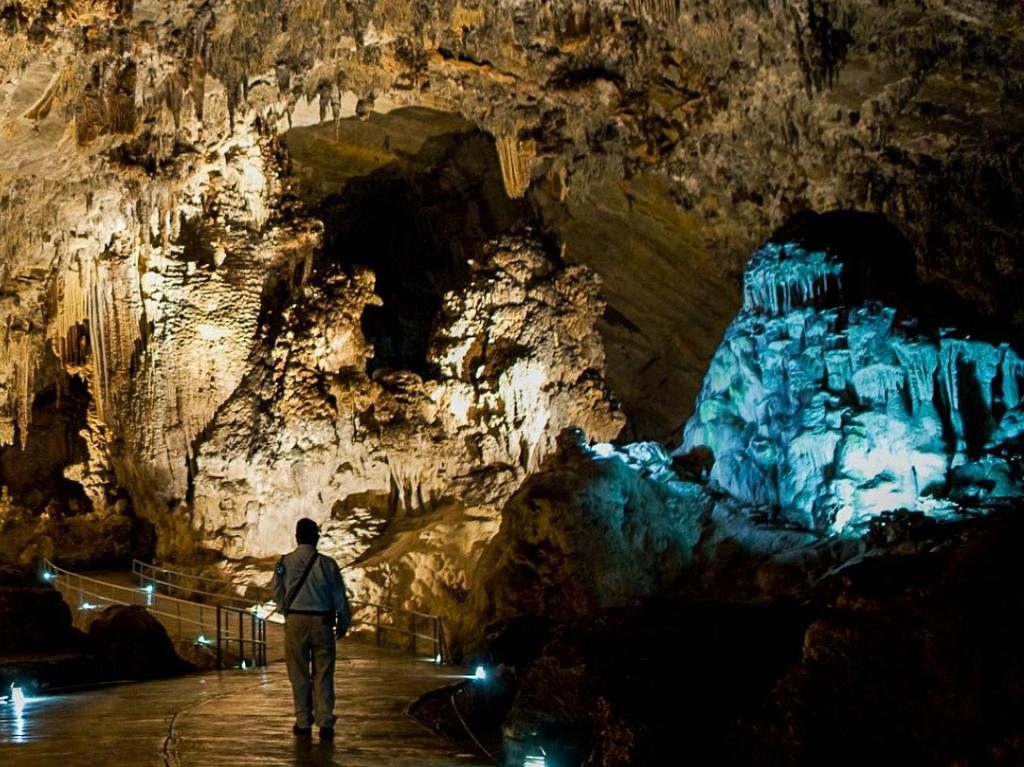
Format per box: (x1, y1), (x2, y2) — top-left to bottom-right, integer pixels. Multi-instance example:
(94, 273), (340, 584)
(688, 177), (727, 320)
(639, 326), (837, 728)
(216, 605), (223, 670)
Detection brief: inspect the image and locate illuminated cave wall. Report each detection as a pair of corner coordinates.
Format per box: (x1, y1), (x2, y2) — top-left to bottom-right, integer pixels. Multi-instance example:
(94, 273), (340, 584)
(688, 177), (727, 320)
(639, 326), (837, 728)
(190, 230), (624, 561)
(0, 0), (1021, 587)
(682, 221), (1024, 533)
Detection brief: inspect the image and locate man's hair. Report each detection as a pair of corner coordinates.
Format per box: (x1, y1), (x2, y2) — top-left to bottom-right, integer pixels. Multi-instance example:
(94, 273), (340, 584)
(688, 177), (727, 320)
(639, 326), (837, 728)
(295, 518), (320, 545)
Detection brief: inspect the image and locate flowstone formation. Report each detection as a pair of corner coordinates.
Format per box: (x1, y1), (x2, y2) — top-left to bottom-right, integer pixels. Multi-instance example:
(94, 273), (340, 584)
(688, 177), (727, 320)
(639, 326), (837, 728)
(682, 222), (1024, 533)
(191, 230), (622, 622)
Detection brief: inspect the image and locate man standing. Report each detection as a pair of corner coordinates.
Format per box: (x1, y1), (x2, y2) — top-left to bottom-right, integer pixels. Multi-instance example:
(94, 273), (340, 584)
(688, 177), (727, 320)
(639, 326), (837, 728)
(273, 517), (351, 738)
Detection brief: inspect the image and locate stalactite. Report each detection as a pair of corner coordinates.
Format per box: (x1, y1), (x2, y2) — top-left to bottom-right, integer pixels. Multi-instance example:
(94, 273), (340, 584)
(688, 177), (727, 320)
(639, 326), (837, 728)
(495, 134), (535, 199)
(628, 0), (679, 26)
(0, 327), (38, 449)
(50, 252), (143, 427)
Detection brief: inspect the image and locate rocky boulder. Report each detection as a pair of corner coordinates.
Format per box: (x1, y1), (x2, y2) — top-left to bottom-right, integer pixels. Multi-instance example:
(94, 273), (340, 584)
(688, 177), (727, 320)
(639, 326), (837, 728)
(467, 432), (710, 638)
(83, 605), (192, 680)
(0, 566), (77, 655)
(737, 509), (1024, 766)
(440, 505), (1024, 766)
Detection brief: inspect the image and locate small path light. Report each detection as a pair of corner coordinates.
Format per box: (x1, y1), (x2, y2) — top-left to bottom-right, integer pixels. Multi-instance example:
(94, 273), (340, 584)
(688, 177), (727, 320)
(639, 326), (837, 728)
(473, 665), (487, 681)
(11, 684), (26, 713)
(523, 743), (548, 766)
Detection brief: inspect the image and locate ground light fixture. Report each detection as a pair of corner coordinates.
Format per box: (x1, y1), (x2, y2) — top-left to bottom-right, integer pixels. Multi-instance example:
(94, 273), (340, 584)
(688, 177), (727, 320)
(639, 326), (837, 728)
(523, 746), (547, 767)
(8, 684), (27, 713)
(473, 665), (487, 681)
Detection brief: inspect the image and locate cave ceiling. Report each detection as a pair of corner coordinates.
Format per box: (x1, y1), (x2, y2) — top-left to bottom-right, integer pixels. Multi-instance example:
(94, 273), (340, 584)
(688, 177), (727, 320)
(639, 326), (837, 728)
(0, 0), (1021, 530)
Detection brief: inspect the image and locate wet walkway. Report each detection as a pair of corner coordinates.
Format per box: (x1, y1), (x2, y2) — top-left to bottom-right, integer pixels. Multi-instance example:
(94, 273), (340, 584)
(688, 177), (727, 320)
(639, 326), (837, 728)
(1, 642), (488, 767)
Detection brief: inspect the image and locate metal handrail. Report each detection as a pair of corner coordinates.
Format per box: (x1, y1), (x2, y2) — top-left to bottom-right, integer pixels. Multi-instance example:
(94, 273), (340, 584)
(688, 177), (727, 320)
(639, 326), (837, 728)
(132, 559), (448, 662)
(133, 561), (263, 587)
(133, 560), (260, 611)
(43, 559), (267, 669)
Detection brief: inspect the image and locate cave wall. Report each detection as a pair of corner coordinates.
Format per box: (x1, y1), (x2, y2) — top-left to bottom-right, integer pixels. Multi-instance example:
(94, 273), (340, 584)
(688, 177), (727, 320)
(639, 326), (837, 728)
(0, 2), (1020, 589)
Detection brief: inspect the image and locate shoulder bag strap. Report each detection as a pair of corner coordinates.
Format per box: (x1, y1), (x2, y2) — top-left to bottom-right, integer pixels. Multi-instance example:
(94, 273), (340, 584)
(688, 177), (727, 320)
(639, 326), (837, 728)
(282, 553), (319, 613)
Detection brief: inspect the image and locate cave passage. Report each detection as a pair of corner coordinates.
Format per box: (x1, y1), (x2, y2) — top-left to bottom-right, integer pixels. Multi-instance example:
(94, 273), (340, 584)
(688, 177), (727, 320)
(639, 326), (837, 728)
(0, 373), (91, 514)
(285, 108), (530, 377)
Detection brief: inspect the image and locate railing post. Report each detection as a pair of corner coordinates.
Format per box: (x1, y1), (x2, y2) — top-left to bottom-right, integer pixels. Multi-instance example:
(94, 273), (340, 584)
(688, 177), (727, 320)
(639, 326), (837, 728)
(258, 619), (265, 667)
(238, 609), (243, 664)
(437, 620), (446, 665)
(410, 613), (416, 655)
(216, 605), (223, 670)
(376, 605), (382, 647)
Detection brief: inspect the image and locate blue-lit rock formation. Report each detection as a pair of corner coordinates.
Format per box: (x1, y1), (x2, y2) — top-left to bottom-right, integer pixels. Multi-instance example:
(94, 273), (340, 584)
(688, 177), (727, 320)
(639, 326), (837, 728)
(681, 238), (1024, 533)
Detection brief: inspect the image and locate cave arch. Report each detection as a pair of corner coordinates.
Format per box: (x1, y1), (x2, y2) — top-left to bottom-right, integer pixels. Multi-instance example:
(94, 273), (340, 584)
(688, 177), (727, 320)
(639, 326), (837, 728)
(284, 107), (531, 377)
(769, 209), (1000, 344)
(767, 209), (918, 309)
(0, 373), (91, 514)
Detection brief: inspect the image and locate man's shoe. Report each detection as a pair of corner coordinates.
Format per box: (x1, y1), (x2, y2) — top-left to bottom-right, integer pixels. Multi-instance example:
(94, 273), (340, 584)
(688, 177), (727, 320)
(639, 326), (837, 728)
(319, 727), (335, 740)
(292, 724), (312, 736)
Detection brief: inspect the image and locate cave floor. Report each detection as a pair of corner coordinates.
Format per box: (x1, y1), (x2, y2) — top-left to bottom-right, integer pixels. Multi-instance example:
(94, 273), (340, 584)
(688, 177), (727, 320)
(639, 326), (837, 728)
(0, 642), (486, 767)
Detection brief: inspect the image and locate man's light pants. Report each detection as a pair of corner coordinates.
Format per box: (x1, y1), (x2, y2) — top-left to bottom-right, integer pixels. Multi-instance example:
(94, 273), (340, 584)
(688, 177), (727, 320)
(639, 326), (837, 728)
(284, 614), (336, 728)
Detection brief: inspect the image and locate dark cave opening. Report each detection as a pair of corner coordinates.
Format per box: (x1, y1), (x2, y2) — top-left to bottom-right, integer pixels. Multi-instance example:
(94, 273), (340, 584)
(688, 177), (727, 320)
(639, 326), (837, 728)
(0, 373), (91, 515)
(284, 108), (531, 377)
(772, 209), (1007, 347)
(321, 171), (458, 376)
(769, 209), (918, 307)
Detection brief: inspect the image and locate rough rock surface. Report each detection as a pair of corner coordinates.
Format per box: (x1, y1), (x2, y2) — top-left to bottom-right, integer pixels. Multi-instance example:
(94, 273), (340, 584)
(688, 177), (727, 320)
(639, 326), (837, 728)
(444, 507), (1024, 766)
(0, 566), (77, 655)
(187, 230), (621, 638)
(190, 229), (621, 554)
(82, 603), (192, 680)
(682, 217), (1024, 533)
(0, 0), (1021, 498)
(0, 0), (1021, 680)
(467, 431), (709, 636)
(736, 509), (1024, 767)
(0, 567), (192, 691)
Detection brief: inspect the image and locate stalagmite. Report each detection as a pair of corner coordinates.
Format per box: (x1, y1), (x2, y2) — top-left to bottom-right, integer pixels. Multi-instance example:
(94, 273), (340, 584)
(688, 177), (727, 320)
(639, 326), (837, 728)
(683, 240), (1024, 532)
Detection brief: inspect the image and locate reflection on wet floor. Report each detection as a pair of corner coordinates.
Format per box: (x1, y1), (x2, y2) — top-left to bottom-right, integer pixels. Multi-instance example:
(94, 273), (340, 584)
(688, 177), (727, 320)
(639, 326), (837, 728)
(0, 643), (486, 767)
